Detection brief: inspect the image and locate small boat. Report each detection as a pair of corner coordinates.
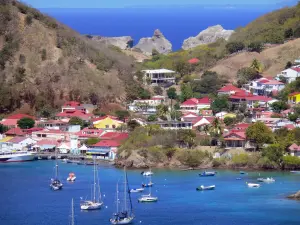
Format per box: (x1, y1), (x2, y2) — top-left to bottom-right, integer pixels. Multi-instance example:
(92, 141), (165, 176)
(62, 158), (70, 163)
(110, 168), (134, 225)
(196, 185), (215, 191)
(240, 171), (246, 175)
(130, 188), (144, 193)
(236, 177), (242, 180)
(290, 171), (300, 174)
(86, 161), (97, 166)
(138, 194), (158, 203)
(257, 177), (275, 183)
(247, 182), (260, 188)
(50, 151), (63, 191)
(141, 169), (153, 176)
(67, 173), (76, 182)
(77, 161), (85, 165)
(199, 171), (216, 177)
(80, 157), (103, 210)
(142, 181), (154, 187)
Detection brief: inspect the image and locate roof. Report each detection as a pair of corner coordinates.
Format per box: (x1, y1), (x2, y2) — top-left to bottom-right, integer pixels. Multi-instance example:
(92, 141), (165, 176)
(224, 131), (246, 140)
(289, 143), (300, 151)
(284, 124), (295, 130)
(5, 127), (25, 136)
(92, 115), (123, 123)
(182, 112), (198, 117)
(246, 96), (273, 102)
(5, 114), (35, 120)
(218, 85), (242, 93)
(7, 136), (28, 144)
(288, 92), (300, 97)
(264, 80), (284, 85)
(188, 58), (200, 64)
(192, 116), (215, 127)
(63, 101), (81, 107)
(291, 67), (300, 72)
(92, 140), (121, 147)
(142, 69), (175, 74)
(56, 110), (93, 119)
(75, 128), (105, 138)
(33, 129), (66, 135)
(0, 136), (14, 142)
(36, 139), (59, 146)
(0, 119), (18, 127)
(100, 132), (129, 141)
(234, 123), (251, 130)
(181, 97), (211, 106)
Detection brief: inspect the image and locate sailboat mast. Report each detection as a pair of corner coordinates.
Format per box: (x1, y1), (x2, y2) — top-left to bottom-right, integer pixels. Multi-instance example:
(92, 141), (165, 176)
(93, 157), (96, 203)
(55, 149), (58, 179)
(125, 168), (133, 215)
(124, 167), (127, 211)
(149, 174), (152, 196)
(116, 182), (119, 213)
(71, 198), (75, 225)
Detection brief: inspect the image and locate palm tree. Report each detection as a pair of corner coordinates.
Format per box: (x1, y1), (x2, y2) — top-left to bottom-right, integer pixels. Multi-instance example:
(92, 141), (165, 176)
(209, 118), (223, 146)
(250, 58), (263, 74)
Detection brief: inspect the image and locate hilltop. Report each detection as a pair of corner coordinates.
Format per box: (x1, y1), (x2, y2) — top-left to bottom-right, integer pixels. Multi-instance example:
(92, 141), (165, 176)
(0, 1), (136, 114)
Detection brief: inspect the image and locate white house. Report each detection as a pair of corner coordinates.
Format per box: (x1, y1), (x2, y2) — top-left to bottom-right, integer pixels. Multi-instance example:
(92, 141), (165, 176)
(31, 129), (68, 141)
(288, 144), (300, 157)
(142, 69), (176, 85)
(243, 78), (285, 96)
(0, 137), (36, 151)
(276, 66), (300, 83)
(180, 97), (211, 114)
(128, 96), (165, 114)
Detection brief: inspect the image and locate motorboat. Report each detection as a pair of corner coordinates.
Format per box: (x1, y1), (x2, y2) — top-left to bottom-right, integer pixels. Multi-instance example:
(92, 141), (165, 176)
(80, 201), (103, 210)
(67, 173), (76, 182)
(240, 171), (246, 175)
(196, 185), (215, 191)
(290, 171), (300, 174)
(130, 188), (144, 193)
(62, 158), (70, 163)
(142, 181), (154, 187)
(247, 183), (260, 188)
(257, 177), (275, 183)
(199, 171), (216, 177)
(141, 169), (153, 176)
(138, 194), (158, 203)
(0, 151), (35, 162)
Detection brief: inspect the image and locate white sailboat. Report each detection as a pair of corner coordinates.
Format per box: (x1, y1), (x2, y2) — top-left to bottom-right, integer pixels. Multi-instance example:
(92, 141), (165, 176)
(138, 174), (158, 203)
(110, 168), (134, 225)
(50, 150), (63, 191)
(80, 158), (103, 210)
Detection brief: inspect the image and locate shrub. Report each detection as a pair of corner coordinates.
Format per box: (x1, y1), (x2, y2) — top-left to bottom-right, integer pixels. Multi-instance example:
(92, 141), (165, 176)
(86, 138), (100, 146)
(226, 41), (245, 54)
(248, 42), (263, 53)
(17, 117), (35, 129)
(232, 153), (249, 167)
(41, 49), (47, 61)
(25, 15), (33, 25)
(212, 158), (227, 167)
(283, 155), (300, 170)
(177, 150), (208, 168)
(19, 54), (26, 64)
(147, 115), (157, 122)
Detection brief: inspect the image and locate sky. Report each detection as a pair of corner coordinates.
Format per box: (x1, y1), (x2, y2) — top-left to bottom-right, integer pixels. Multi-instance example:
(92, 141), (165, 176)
(21, 0), (297, 8)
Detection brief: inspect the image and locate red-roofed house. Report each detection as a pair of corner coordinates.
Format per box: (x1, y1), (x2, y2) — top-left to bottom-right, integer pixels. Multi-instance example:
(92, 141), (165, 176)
(100, 132), (129, 141)
(0, 114), (36, 128)
(288, 143), (300, 157)
(218, 85), (244, 96)
(188, 58), (200, 64)
(5, 128), (25, 136)
(31, 129), (68, 141)
(0, 136), (36, 151)
(192, 117), (215, 129)
(180, 97), (211, 113)
(224, 131), (246, 148)
(75, 128), (105, 140)
(56, 110), (93, 122)
(232, 123), (251, 131)
(276, 66), (300, 83)
(34, 139), (59, 150)
(243, 78), (285, 96)
(88, 140), (121, 160)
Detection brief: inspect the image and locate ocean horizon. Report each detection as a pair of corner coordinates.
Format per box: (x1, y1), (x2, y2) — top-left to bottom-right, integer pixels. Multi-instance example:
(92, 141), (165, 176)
(41, 7), (278, 50)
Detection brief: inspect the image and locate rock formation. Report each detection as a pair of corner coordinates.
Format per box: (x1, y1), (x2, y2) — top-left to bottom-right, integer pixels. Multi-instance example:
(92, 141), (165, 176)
(182, 25), (234, 50)
(288, 190), (300, 200)
(134, 29), (172, 56)
(88, 36), (134, 50)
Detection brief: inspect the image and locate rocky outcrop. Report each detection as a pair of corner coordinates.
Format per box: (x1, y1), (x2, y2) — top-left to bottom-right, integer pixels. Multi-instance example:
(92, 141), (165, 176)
(288, 191), (300, 200)
(134, 29), (172, 56)
(88, 36), (134, 50)
(182, 25), (234, 50)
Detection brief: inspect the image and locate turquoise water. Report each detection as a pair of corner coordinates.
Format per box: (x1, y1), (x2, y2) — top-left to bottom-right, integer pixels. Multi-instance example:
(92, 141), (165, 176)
(0, 161), (300, 225)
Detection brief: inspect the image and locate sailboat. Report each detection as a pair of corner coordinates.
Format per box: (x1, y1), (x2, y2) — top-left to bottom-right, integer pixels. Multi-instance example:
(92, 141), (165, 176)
(110, 168), (134, 225)
(50, 150), (63, 191)
(69, 198), (75, 225)
(80, 157), (103, 210)
(138, 174), (158, 203)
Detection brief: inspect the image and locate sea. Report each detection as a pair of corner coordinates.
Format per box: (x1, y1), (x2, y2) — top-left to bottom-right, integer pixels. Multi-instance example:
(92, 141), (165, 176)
(1, 160), (300, 225)
(40, 7), (277, 50)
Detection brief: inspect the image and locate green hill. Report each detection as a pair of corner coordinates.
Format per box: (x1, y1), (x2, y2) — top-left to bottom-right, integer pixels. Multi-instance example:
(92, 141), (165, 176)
(0, 0), (136, 114)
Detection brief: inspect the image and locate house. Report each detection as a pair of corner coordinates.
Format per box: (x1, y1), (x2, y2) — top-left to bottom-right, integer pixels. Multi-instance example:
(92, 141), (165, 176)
(229, 91), (274, 109)
(56, 110), (93, 122)
(192, 117), (215, 129)
(31, 129), (68, 141)
(243, 78), (285, 96)
(100, 132), (129, 141)
(224, 131), (246, 148)
(276, 66), (300, 83)
(128, 96), (165, 114)
(33, 139), (59, 151)
(180, 97), (211, 114)
(61, 101), (96, 114)
(181, 112), (199, 122)
(5, 127), (26, 137)
(0, 114), (36, 128)
(142, 69), (176, 85)
(75, 128), (105, 140)
(0, 136), (36, 151)
(150, 121), (193, 130)
(288, 143), (300, 157)
(88, 140), (121, 160)
(39, 120), (68, 130)
(92, 115), (124, 130)
(288, 92), (300, 104)
(218, 85), (244, 96)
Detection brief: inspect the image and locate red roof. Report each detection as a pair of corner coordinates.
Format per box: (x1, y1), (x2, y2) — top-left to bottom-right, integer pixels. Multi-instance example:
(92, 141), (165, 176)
(224, 131), (246, 140)
(181, 97), (211, 106)
(23, 127), (44, 134)
(7, 136), (28, 143)
(0, 119), (18, 127)
(285, 124), (295, 130)
(36, 139), (59, 146)
(56, 110), (93, 119)
(6, 114), (35, 120)
(229, 91), (253, 99)
(63, 101), (81, 107)
(289, 143), (300, 151)
(234, 123), (251, 130)
(75, 128), (105, 138)
(92, 140), (120, 147)
(182, 112), (198, 117)
(101, 132), (129, 141)
(292, 67), (300, 72)
(246, 96), (273, 102)
(218, 85), (242, 93)
(288, 92), (300, 97)
(188, 58), (200, 64)
(264, 80), (284, 85)
(5, 127), (25, 136)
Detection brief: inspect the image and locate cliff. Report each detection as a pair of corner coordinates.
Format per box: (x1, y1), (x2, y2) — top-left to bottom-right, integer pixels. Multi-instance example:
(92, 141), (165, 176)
(134, 29), (172, 56)
(87, 35), (134, 50)
(182, 25), (234, 50)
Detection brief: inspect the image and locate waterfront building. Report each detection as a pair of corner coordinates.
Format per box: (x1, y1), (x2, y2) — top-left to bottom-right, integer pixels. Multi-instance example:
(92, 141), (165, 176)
(288, 143), (300, 157)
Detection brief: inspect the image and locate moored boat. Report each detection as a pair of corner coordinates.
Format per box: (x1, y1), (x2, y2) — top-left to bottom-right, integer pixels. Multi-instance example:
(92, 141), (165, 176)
(130, 188), (144, 193)
(196, 185), (215, 191)
(138, 194), (158, 202)
(257, 177), (275, 183)
(67, 173), (76, 182)
(199, 171), (216, 177)
(142, 181), (154, 187)
(240, 171), (246, 175)
(290, 171), (300, 174)
(50, 150), (63, 191)
(0, 151), (35, 162)
(141, 169), (153, 176)
(247, 182), (260, 188)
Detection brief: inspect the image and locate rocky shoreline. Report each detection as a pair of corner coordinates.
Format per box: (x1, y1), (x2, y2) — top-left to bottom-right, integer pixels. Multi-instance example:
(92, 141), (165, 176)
(288, 191), (300, 200)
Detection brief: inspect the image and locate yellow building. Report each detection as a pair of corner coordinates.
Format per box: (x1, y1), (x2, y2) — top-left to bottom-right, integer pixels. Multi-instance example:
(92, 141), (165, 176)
(93, 115), (124, 130)
(288, 92), (300, 104)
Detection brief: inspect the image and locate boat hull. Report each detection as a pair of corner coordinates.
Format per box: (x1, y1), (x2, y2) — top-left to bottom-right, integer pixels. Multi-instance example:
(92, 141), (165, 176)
(80, 201), (103, 210)
(0, 153), (35, 162)
(110, 217), (134, 225)
(196, 185), (215, 191)
(138, 196), (158, 202)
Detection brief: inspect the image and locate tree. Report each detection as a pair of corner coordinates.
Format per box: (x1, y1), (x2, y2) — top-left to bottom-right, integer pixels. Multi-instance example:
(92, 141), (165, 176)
(250, 58), (263, 73)
(0, 124), (8, 134)
(174, 60), (189, 77)
(288, 113), (298, 123)
(284, 28), (294, 39)
(191, 71), (226, 94)
(151, 49), (160, 61)
(180, 83), (193, 102)
(262, 144), (284, 166)
(246, 122), (274, 149)
(147, 115), (157, 122)
(115, 110), (130, 121)
(211, 96), (229, 114)
(167, 87), (177, 100)
(236, 67), (259, 86)
(156, 104), (169, 119)
(209, 118), (223, 146)
(127, 120), (140, 132)
(270, 101), (289, 113)
(226, 41), (245, 54)
(285, 61), (293, 69)
(153, 86), (163, 95)
(170, 110), (182, 121)
(177, 130), (196, 148)
(248, 42), (263, 53)
(224, 117), (236, 126)
(86, 138), (100, 146)
(68, 117), (84, 128)
(17, 117), (35, 129)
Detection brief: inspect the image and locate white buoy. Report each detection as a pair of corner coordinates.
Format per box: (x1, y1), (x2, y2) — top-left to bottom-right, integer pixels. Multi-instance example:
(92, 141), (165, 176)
(103, 194), (106, 197)
(105, 206), (108, 208)
(139, 221), (142, 223)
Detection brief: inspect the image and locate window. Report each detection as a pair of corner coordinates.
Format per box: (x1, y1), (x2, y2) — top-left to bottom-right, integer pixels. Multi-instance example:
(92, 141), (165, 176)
(37, 134), (42, 137)
(105, 125), (109, 129)
(42, 134), (46, 138)
(112, 125), (116, 129)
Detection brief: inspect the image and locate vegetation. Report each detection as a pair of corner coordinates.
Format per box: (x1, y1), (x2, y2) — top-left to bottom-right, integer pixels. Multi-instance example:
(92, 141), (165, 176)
(211, 96), (229, 113)
(246, 122), (274, 149)
(226, 41), (245, 54)
(0, 124), (8, 134)
(270, 101), (289, 113)
(17, 117), (35, 129)
(236, 67), (259, 87)
(115, 110), (130, 121)
(68, 117), (84, 128)
(86, 138), (100, 146)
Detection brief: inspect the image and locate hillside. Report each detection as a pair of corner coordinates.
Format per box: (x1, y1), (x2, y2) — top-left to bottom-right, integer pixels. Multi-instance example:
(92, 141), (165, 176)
(210, 38), (300, 81)
(0, 1), (136, 114)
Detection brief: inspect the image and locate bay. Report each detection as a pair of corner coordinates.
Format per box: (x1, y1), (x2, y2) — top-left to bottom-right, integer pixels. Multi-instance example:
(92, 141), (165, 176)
(1, 161), (300, 225)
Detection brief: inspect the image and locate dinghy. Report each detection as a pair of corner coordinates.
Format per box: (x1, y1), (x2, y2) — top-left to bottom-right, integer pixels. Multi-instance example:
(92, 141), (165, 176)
(247, 182), (260, 188)
(196, 185), (215, 191)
